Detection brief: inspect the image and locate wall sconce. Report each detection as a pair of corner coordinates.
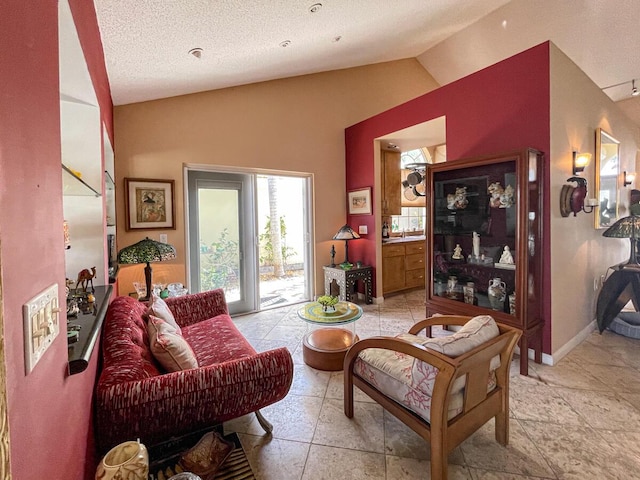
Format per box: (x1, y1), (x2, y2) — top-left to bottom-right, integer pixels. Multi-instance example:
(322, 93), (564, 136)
(573, 151), (592, 175)
(560, 177), (598, 216)
(624, 171), (636, 187)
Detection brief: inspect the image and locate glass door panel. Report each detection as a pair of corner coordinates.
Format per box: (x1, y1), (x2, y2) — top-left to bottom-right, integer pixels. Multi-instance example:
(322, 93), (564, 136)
(187, 171), (256, 314)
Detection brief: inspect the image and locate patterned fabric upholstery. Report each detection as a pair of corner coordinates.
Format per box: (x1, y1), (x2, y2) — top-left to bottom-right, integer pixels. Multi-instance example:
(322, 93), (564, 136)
(354, 315), (500, 422)
(95, 289), (293, 453)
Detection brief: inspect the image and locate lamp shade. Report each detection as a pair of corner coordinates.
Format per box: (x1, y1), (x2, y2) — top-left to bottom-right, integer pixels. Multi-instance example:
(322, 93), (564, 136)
(332, 225), (360, 241)
(117, 237), (176, 301)
(333, 225), (360, 264)
(603, 215), (640, 265)
(117, 237), (177, 265)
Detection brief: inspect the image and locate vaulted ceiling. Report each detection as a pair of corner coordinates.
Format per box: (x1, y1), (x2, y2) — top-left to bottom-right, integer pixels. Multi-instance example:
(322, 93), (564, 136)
(95, 0), (640, 126)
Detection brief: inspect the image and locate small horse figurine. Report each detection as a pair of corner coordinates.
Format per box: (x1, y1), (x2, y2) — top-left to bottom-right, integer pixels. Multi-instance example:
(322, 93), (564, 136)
(76, 266), (96, 292)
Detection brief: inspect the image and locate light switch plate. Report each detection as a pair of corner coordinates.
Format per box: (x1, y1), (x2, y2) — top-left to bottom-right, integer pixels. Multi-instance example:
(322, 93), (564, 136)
(159, 233), (168, 243)
(358, 225), (368, 234)
(23, 284), (59, 374)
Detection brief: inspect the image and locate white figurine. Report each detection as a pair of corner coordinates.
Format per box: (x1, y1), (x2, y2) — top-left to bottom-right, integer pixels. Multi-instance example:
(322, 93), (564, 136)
(499, 246), (514, 264)
(452, 244), (463, 259)
(472, 231), (480, 258)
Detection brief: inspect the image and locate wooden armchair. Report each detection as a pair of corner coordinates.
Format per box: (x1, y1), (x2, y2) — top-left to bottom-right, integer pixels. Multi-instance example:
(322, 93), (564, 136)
(344, 315), (521, 480)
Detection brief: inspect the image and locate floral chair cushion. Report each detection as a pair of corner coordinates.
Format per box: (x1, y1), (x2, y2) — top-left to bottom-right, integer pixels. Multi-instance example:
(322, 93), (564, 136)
(354, 315), (500, 422)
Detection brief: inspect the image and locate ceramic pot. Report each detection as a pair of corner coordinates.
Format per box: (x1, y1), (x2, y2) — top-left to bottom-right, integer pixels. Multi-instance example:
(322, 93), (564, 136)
(96, 440), (148, 480)
(487, 278), (506, 311)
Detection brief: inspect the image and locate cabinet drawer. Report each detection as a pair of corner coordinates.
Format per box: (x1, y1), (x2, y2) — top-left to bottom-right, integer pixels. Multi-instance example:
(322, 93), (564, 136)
(382, 244), (405, 257)
(405, 253), (425, 270)
(405, 268), (425, 287)
(405, 242), (425, 255)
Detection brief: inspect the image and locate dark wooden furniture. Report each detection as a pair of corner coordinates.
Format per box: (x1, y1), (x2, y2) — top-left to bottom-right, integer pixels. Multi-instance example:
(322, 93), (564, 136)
(323, 265), (373, 304)
(344, 315), (521, 480)
(425, 148), (545, 375)
(596, 263), (640, 332)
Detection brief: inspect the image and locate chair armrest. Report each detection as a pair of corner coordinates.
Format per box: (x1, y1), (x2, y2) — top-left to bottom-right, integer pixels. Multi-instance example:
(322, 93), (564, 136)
(165, 289), (229, 327)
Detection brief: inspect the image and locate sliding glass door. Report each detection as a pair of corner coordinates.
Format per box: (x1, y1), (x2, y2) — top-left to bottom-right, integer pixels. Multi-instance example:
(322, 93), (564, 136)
(187, 171), (256, 314)
(187, 169), (312, 314)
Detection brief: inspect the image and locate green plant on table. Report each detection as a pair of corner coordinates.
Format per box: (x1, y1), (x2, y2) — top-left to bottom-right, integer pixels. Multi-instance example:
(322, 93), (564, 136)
(317, 295), (339, 311)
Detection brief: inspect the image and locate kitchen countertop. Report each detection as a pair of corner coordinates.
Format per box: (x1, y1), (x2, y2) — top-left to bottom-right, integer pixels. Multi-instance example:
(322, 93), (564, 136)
(382, 235), (426, 244)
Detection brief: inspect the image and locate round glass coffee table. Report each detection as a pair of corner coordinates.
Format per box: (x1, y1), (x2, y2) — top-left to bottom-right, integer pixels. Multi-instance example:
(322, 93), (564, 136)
(297, 301), (363, 371)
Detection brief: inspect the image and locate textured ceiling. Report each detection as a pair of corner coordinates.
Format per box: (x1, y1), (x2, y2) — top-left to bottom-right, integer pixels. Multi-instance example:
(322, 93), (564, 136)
(94, 0), (510, 105)
(94, 0), (640, 128)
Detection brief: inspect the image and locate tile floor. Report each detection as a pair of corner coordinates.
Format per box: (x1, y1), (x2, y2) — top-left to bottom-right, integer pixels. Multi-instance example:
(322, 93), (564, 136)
(225, 289), (640, 479)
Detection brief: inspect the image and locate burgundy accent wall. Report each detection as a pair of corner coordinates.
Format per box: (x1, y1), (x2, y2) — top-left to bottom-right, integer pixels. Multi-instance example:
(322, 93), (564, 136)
(0, 1), (112, 479)
(345, 43), (552, 352)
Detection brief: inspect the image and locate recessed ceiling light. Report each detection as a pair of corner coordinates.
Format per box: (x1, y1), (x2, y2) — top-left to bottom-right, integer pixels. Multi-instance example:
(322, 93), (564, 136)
(309, 3), (322, 13)
(279, 40), (291, 48)
(188, 48), (203, 59)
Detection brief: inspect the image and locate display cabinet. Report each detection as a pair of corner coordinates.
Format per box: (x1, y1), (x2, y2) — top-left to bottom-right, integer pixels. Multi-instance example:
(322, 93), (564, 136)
(425, 148), (544, 375)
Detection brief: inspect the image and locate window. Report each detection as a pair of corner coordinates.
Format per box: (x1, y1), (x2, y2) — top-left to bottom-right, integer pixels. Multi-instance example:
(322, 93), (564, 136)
(391, 207), (425, 233)
(400, 148), (428, 168)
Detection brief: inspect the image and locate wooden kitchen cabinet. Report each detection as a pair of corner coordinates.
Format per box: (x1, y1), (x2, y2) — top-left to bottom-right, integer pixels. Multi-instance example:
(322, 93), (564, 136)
(381, 150), (401, 215)
(382, 240), (426, 294)
(405, 242), (426, 288)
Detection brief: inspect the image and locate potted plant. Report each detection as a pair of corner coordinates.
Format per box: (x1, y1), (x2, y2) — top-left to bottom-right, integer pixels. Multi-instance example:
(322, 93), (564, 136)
(317, 295), (339, 312)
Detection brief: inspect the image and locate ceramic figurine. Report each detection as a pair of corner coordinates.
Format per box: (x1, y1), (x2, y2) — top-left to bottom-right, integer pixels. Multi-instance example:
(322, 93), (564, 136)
(488, 278), (507, 311)
(75, 266), (96, 292)
(499, 246), (514, 264)
(446, 186), (468, 210)
(472, 231), (480, 258)
(452, 244), (463, 259)
(488, 182), (504, 208)
(500, 184), (514, 208)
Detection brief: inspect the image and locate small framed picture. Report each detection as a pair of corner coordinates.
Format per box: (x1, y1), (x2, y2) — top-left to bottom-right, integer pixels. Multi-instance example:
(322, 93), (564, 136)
(348, 187), (372, 215)
(125, 178), (176, 231)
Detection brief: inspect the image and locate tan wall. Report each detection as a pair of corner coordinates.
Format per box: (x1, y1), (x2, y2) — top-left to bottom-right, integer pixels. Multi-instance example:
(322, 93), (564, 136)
(550, 44), (640, 354)
(114, 59), (439, 297)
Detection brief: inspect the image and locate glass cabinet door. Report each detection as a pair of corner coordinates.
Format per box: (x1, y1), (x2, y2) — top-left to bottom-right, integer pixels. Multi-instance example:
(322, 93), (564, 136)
(430, 157), (518, 316)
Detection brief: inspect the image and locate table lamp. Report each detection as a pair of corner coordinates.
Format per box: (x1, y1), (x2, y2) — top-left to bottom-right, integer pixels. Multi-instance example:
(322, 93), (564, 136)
(602, 214), (640, 266)
(332, 224), (360, 265)
(117, 237), (177, 301)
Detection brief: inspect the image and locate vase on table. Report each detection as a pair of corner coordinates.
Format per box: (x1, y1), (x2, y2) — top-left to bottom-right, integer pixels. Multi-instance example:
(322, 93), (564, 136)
(487, 278), (506, 311)
(96, 440), (148, 480)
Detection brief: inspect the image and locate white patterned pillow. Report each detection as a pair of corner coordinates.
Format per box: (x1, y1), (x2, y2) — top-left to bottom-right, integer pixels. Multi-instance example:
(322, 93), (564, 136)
(147, 293), (181, 333)
(147, 315), (198, 372)
(411, 315), (501, 397)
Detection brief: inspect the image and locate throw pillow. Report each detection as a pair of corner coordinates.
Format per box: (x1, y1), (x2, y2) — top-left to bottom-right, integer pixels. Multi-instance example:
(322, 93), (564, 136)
(147, 293), (181, 333)
(147, 315), (198, 372)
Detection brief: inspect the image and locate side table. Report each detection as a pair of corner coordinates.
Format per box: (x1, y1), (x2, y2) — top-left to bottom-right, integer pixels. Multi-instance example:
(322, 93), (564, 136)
(323, 265), (373, 304)
(297, 301), (363, 371)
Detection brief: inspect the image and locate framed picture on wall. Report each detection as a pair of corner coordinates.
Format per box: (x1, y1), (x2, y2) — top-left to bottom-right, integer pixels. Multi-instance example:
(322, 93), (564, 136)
(348, 187), (372, 215)
(124, 178), (176, 231)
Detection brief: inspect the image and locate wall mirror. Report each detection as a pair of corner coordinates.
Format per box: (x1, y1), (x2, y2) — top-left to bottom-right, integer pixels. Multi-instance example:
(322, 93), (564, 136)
(595, 128), (620, 229)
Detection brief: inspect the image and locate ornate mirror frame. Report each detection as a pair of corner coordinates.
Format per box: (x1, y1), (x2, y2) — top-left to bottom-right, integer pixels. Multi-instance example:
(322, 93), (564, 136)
(595, 128), (621, 229)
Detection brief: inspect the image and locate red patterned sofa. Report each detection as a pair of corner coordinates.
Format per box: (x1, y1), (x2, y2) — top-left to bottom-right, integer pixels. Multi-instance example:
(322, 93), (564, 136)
(95, 289), (293, 453)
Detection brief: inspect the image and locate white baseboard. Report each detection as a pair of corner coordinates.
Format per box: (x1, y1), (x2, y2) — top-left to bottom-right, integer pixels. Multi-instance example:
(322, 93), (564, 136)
(515, 319), (597, 366)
